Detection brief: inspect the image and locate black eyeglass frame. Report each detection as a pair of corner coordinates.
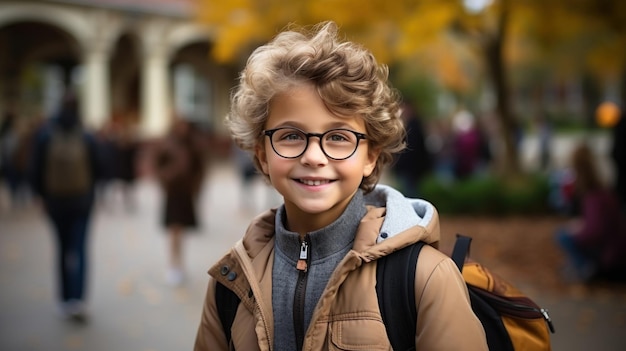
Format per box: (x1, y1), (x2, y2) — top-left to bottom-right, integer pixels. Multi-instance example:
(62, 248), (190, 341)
(262, 127), (368, 160)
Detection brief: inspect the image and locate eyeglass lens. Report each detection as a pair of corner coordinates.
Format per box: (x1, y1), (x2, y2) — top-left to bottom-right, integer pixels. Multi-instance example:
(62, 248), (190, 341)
(269, 128), (361, 160)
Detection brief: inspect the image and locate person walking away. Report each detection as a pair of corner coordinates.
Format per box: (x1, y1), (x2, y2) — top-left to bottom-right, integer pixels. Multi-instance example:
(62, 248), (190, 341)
(154, 118), (205, 286)
(556, 142), (626, 282)
(194, 21), (487, 351)
(29, 91), (103, 323)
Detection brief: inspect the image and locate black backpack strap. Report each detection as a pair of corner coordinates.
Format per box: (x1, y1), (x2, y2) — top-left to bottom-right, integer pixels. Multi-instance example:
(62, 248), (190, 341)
(451, 234), (472, 272)
(215, 282), (240, 348)
(376, 241), (425, 351)
(451, 234), (515, 351)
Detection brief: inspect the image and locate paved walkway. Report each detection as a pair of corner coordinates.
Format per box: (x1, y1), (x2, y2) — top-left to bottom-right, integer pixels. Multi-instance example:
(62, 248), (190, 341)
(1, 161), (625, 350)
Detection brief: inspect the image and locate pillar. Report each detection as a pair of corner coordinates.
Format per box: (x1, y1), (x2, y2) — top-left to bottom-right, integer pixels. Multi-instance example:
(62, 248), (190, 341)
(140, 19), (173, 138)
(82, 47), (110, 129)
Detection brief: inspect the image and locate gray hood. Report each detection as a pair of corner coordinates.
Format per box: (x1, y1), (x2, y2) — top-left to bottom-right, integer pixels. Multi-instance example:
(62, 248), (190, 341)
(364, 184), (437, 244)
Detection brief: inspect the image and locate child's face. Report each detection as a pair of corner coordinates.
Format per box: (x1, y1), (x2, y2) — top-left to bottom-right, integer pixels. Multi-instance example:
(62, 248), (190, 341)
(256, 83), (379, 234)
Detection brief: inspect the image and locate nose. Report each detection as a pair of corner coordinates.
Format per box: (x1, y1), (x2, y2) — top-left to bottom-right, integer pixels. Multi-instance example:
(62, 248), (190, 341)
(300, 137), (328, 166)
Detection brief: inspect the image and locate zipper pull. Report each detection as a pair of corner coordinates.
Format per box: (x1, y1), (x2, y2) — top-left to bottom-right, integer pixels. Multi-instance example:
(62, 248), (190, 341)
(297, 240), (308, 272)
(541, 308), (555, 333)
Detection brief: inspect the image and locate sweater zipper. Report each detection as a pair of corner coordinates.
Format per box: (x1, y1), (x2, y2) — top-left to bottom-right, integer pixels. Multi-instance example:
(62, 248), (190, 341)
(294, 235), (310, 351)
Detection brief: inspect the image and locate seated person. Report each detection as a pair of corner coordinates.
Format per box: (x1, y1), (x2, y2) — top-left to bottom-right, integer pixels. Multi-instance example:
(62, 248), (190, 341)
(556, 143), (626, 282)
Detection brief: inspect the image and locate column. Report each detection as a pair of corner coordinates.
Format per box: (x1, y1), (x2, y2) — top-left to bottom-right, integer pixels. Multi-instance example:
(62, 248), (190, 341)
(140, 18), (172, 138)
(141, 48), (170, 137)
(82, 48), (110, 129)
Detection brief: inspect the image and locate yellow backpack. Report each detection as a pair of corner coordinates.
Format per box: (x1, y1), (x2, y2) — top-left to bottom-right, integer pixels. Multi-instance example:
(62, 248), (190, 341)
(454, 235), (555, 350)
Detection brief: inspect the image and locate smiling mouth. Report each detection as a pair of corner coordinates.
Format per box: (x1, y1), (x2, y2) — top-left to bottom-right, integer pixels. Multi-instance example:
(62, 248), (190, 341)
(297, 179), (333, 186)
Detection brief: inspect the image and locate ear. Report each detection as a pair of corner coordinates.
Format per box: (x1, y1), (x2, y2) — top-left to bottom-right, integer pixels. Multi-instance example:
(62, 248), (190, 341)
(362, 147), (380, 177)
(255, 143), (270, 175)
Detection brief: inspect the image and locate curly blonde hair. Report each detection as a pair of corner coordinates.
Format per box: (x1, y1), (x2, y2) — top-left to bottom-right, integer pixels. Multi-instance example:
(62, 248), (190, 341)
(226, 21), (405, 193)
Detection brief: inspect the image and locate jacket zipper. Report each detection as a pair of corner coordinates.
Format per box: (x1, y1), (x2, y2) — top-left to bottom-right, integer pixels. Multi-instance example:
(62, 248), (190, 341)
(294, 235), (310, 351)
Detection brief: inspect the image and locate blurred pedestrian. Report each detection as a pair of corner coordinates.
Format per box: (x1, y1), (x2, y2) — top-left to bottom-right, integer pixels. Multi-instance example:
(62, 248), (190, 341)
(611, 111), (626, 214)
(1, 109), (16, 199)
(451, 109), (488, 179)
(6, 119), (41, 209)
(555, 142), (626, 283)
(29, 91), (104, 323)
(154, 118), (205, 286)
(392, 101), (433, 197)
(429, 117), (456, 182)
(95, 116), (140, 212)
(233, 143), (261, 212)
(93, 122), (118, 207)
(111, 121), (139, 211)
(0, 107), (26, 208)
(534, 113), (552, 171)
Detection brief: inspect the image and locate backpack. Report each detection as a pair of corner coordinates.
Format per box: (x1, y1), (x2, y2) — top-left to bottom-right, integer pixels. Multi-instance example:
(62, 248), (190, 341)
(215, 234), (555, 350)
(377, 235), (556, 351)
(44, 127), (92, 196)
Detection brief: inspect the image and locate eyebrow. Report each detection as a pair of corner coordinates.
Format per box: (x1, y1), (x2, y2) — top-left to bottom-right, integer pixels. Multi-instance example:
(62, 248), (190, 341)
(266, 121), (363, 132)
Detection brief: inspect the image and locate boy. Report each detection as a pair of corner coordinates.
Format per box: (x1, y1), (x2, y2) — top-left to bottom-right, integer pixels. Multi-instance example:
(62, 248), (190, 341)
(194, 21), (488, 350)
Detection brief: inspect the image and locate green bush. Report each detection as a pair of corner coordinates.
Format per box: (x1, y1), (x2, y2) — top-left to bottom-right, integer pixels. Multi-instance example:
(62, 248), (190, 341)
(419, 173), (551, 215)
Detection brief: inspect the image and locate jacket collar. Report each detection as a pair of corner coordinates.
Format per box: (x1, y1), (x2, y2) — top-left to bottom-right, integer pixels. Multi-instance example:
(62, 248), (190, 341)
(228, 184), (440, 264)
(210, 184), (441, 291)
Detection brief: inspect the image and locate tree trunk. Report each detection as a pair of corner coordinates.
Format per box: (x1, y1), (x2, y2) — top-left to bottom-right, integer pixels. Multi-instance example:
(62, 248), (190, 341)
(483, 0), (520, 176)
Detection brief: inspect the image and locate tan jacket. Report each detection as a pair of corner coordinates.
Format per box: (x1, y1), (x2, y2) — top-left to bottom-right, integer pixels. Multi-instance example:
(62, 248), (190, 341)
(195, 188), (488, 350)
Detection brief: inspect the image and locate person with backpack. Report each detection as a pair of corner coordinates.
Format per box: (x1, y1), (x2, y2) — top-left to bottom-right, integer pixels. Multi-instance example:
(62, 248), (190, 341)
(30, 91), (103, 323)
(194, 22), (488, 351)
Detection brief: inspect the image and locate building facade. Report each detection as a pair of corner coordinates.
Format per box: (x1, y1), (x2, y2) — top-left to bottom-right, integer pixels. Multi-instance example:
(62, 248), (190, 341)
(0, 0), (236, 137)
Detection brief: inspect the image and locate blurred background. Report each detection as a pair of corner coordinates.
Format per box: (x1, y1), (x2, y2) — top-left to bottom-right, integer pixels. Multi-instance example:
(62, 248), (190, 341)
(0, 0), (625, 350)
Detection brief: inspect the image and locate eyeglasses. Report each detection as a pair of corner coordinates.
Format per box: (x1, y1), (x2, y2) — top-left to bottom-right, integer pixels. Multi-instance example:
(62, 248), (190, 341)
(262, 127), (368, 160)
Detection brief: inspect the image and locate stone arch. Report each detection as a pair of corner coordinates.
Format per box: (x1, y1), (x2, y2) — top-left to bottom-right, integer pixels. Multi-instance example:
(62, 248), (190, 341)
(165, 23), (214, 61)
(0, 2), (126, 128)
(0, 19), (81, 120)
(109, 31), (142, 128)
(0, 2), (89, 52)
(170, 41), (213, 122)
(166, 24), (236, 132)
(169, 38), (236, 133)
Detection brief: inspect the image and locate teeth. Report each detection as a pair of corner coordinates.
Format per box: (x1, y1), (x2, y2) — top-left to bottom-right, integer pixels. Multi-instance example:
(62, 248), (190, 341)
(300, 179), (329, 186)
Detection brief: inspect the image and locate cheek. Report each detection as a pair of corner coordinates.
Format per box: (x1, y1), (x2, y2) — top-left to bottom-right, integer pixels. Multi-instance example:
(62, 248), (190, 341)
(338, 156), (372, 178)
(343, 149), (377, 177)
(261, 151), (292, 179)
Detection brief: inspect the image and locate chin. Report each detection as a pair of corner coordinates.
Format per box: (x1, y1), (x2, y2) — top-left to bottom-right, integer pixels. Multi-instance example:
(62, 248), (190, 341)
(295, 202), (332, 215)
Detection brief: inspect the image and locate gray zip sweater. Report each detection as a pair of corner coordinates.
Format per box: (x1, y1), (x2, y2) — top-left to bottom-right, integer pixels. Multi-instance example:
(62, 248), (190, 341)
(272, 191), (366, 351)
